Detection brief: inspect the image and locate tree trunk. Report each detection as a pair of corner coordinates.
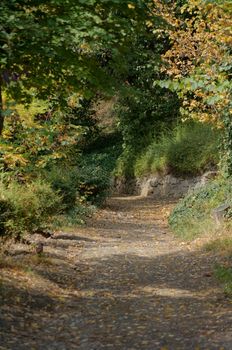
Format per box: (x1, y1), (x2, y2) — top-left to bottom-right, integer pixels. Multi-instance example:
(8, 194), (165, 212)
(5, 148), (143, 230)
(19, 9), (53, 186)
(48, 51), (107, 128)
(222, 105), (232, 177)
(0, 79), (4, 135)
(224, 122), (232, 177)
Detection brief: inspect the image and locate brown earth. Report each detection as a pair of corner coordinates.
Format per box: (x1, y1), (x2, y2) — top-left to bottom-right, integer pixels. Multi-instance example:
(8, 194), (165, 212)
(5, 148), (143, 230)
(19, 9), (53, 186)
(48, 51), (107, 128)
(0, 196), (232, 350)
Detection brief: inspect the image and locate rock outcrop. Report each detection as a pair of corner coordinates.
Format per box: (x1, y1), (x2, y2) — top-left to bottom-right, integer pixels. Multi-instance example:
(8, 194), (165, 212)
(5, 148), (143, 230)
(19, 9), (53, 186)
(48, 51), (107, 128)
(113, 171), (218, 198)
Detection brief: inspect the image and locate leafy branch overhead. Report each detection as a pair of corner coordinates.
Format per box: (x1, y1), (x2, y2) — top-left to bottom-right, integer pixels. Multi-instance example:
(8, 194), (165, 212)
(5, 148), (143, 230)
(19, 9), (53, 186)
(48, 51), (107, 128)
(158, 0), (231, 121)
(0, 0), (231, 239)
(0, 1), (150, 100)
(154, 0), (232, 173)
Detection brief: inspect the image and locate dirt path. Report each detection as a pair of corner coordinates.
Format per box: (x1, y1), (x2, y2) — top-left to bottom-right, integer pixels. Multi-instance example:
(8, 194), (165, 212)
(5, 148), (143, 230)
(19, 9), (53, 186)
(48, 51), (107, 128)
(0, 196), (232, 349)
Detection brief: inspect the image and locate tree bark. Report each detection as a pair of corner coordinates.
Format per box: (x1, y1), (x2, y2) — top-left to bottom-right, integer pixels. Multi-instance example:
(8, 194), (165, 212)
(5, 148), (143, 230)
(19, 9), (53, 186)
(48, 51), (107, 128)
(223, 119), (232, 177)
(0, 79), (4, 135)
(221, 103), (232, 177)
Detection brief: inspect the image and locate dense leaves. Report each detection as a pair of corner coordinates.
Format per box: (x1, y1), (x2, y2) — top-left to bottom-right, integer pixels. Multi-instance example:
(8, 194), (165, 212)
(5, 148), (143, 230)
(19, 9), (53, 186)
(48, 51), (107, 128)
(0, 0), (152, 132)
(156, 0), (232, 174)
(169, 177), (232, 239)
(0, 0), (231, 238)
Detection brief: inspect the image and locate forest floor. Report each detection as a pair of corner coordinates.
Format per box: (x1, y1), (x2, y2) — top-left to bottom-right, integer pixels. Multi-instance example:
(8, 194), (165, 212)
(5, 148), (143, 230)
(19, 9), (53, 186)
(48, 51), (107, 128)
(0, 196), (232, 350)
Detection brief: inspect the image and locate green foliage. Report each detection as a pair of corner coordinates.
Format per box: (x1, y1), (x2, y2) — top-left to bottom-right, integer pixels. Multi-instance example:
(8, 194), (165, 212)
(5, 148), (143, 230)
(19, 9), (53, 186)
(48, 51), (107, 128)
(117, 88), (179, 147)
(215, 264), (232, 297)
(112, 15), (180, 178)
(115, 88), (180, 178)
(0, 180), (62, 237)
(129, 122), (220, 177)
(221, 103), (232, 176)
(0, 99), (120, 237)
(42, 166), (80, 210)
(203, 235), (232, 298)
(43, 163), (108, 208)
(80, 134), (122, 204)
(1, 0), (230, 242)
(169, 178), (232, 239)
(53, 203), (93, 229)
(43, 132), (121, 209)
(79, 150), (114, 204)
(78, 165), (109, 205)
(156, 0), (232, 175)
(0, 109), (82, 178)
(0, 0), (152, 130)
(205, 238), (232, 256)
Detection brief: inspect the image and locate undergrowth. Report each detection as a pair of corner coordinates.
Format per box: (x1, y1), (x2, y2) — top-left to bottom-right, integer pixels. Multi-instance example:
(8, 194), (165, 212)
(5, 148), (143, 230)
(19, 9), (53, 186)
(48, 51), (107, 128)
(0, 129), (121, 238)
(80, 132), (122, 204)
(134, 122), (220, 177)
(170, 178), (232, 297)
(205, 237), (232, 298)
(205, 238), (232, 256)
(169, 178), (232, 240)
(215, 264), (232, 297)
(0, 180), (62, 238)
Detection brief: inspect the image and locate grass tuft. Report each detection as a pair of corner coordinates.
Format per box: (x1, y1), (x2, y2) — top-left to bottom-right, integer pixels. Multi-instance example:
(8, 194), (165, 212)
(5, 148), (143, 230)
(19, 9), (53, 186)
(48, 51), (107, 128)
(169, 178), (232, 240)
(134, 121), (220, 177)
(214, 264), (232, 297)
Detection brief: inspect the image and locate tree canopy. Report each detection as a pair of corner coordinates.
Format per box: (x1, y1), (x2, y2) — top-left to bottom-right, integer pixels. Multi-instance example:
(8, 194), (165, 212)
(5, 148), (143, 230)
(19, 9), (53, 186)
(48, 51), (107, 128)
(0, 0), (154, 133)
(0, 0), (231, 238)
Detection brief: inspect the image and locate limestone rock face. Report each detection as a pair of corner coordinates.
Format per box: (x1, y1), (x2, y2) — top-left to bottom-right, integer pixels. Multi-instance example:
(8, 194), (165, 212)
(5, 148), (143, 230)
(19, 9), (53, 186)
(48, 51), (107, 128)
(138, 175), (201, 199)
(113, 171), (218, 198)
(211, 203), (231, 225)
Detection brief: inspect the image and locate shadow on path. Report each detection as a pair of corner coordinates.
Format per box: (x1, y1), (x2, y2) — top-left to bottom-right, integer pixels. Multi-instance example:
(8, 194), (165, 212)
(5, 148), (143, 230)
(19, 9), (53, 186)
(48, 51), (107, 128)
(0, 196), (231, 350)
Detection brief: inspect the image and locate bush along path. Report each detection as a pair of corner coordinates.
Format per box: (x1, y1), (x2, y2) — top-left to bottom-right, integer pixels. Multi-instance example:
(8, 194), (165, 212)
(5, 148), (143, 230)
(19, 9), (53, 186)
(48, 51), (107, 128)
(0, 196), (232, 349)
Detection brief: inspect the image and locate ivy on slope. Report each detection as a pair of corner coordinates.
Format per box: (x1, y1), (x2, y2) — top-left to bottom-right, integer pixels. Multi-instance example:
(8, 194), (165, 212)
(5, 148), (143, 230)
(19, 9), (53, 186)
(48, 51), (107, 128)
(169, 178), (232, 239)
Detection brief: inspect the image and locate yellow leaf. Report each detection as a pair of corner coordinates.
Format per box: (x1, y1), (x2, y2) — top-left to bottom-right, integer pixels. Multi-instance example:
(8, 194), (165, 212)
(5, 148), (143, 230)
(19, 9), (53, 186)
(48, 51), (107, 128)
(128, 3), (135, 9)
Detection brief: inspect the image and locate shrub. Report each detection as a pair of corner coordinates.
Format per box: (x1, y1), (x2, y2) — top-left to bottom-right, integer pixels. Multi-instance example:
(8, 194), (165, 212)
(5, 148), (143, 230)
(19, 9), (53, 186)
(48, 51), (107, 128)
(44, 155), (112, 208)
(79, 133), (122, 204)
(205, 238), (232, 256)
(0, 180), (62, 238)
(78, 159), (110, 205)
(134, 122), (220, 177)
(53, 204), (94, 229)
(215, 264), (232, 298)
(43, 165), (80, 210)
(169, 178), (232, 239)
